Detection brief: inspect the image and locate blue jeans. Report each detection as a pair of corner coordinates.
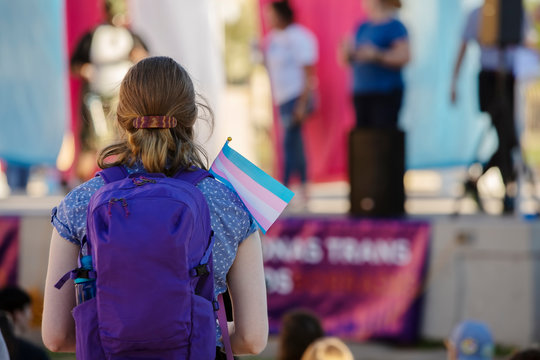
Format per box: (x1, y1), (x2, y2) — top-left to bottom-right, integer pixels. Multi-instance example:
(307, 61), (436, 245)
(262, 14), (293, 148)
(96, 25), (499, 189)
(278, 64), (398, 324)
(279, 97), (307, 186)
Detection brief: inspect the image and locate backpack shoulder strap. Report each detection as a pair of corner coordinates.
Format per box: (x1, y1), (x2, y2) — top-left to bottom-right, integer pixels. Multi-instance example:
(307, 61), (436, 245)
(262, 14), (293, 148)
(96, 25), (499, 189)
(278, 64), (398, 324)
(173, 167), (213, 186)
(97, 166), (128, 184)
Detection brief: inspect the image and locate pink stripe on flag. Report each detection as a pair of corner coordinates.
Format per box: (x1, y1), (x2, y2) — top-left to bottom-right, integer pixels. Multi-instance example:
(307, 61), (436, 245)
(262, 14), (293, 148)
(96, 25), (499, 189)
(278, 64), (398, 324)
(210, 164), (274, 230)
(216, 152), (287, 212)
(212, 156), (281, 221)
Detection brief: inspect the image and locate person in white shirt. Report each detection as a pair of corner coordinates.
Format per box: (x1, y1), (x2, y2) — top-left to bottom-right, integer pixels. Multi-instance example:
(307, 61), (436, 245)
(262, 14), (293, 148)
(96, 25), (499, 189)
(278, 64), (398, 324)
(264, 1), (318, 205)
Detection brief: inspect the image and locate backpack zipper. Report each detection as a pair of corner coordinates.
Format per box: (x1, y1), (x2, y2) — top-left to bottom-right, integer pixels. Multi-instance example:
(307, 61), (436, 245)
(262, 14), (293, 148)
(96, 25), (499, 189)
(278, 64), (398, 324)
(108, 198), (129, 217)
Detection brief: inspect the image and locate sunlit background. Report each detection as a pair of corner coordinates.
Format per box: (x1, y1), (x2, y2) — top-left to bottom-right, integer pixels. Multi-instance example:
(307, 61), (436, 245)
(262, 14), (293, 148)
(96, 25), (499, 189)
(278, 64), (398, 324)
(2, 0), (540, 217)
(2, 0), (540, 359)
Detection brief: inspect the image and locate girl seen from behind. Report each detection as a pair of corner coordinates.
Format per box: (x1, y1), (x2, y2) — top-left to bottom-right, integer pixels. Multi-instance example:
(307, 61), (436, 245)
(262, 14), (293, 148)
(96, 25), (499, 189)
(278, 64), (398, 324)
(42, 56), (268, 359)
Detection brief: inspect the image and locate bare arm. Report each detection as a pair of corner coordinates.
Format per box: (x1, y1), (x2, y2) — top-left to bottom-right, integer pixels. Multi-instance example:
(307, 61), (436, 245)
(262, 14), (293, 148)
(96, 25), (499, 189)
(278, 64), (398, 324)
(338, 36), (354, 67)
(378, 39), (411, 68)
(226, 231), (268, 355)
(451, 42), (468, 103)
(353, 39), (410, 69)
(42, 229), (78, 353)
(294, 64), (317, 122)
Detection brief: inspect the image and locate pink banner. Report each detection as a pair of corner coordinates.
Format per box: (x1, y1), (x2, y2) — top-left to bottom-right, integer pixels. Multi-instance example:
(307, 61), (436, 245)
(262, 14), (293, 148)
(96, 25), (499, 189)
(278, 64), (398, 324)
(65, 0), (104, 178)
(0, 217), (20, 287)
(258, 0), (365, 182)
(263, 217), (430, 342)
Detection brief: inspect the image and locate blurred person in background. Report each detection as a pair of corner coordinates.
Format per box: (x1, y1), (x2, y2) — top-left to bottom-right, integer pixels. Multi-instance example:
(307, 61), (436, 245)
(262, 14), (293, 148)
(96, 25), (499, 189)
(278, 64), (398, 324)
(264, 0), (318, 208)
(301, 337), (354, 360)
(445, 320), (494, 360)
(451, 1), (531, 214)
(0, 287), (49, 360)
(277, 309), (324, 360)
(70, 0), (148, 182)
(340, 0), (410, 130)
(509, 348), (540, 360)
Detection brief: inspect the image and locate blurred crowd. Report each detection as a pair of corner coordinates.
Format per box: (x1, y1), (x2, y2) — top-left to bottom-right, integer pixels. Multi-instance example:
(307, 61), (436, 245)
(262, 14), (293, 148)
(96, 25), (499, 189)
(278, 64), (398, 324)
(2, 0), (540, 218)
(1, 290), (539, 359)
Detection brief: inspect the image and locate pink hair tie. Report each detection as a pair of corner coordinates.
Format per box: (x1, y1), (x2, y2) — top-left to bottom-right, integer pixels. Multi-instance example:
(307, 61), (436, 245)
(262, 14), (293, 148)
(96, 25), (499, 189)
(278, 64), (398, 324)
(132, 116), (178, 129)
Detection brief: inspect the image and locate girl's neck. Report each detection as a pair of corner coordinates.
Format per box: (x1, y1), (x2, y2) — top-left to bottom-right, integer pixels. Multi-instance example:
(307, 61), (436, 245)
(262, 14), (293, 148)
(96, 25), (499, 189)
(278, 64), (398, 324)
(369, 7), (395, 24)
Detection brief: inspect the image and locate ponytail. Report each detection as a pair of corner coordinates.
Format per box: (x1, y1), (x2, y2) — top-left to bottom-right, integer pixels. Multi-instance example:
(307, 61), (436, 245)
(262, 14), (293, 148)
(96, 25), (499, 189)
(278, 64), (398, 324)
(97, 57), (212, 176)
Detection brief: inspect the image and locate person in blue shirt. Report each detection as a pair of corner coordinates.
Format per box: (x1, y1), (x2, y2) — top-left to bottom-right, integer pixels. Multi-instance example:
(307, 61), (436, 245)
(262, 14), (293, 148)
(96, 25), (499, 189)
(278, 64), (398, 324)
(340, 0), (410, 129)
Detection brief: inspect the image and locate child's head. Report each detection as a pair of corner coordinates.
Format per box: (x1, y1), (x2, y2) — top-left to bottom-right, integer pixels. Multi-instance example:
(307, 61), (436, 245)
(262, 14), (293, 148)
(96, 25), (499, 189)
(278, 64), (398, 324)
(0, 287), (32, 334)
(301, 337), (354, 360)
(446, 320), (494, 360)
(278, 309), (324, 360)
(98, 56), (211, 175)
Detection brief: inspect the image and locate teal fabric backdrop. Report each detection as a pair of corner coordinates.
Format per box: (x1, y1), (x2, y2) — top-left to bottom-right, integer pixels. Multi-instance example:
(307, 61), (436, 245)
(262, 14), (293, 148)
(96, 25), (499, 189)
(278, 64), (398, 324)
(0, 0), (67, 165)
(400, 0), (497, 169)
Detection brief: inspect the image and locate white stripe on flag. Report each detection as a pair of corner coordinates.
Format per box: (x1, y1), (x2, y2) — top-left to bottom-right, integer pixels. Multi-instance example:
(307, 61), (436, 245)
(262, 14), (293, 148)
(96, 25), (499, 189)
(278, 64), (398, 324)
(213, 156), (281, 223)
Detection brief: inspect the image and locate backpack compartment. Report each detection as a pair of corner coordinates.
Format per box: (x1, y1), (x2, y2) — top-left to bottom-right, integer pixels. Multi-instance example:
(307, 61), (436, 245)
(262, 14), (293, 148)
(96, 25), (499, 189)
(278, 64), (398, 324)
(87, 178), (215, 356)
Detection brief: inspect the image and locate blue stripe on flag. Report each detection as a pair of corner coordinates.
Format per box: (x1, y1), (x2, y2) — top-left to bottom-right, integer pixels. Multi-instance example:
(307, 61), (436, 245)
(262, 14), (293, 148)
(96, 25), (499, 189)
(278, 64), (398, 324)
(221, 142), (294, 203)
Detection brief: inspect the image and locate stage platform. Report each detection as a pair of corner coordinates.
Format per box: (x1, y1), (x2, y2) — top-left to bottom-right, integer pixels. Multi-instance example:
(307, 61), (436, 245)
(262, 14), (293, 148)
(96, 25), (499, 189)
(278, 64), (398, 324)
(1, 191), (539, 347)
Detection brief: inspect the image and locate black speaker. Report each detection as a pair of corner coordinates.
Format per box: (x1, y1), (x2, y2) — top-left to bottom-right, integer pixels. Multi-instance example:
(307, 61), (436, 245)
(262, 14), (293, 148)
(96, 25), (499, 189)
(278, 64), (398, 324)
(349, 129), (405, 217)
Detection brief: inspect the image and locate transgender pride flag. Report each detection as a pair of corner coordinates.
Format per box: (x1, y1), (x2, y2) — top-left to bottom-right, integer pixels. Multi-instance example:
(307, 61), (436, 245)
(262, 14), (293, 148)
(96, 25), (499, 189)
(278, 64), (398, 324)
(210, 139), (294, 233)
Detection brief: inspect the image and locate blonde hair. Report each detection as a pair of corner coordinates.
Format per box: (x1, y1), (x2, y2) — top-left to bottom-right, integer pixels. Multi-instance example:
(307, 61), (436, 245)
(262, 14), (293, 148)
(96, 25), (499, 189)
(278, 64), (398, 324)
(97, 56), (212, 176)
(301, 337), (354, 360)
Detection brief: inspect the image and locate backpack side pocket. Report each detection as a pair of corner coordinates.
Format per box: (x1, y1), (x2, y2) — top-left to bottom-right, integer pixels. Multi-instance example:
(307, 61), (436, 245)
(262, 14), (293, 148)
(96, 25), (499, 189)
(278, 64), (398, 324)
(189, 294), (216, 360)
(72, 297), (105, 360)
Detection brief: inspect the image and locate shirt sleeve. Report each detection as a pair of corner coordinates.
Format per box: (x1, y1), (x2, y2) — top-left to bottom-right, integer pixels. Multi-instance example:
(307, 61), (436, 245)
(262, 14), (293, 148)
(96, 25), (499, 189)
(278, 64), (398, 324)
(391, 20), (408, 42)
(198, 178), (257, 245)
(291, 26), (319, 66)
(463, 7), (480, 42)
(51, 177), (104, 246)
(51, 197), (84, 246)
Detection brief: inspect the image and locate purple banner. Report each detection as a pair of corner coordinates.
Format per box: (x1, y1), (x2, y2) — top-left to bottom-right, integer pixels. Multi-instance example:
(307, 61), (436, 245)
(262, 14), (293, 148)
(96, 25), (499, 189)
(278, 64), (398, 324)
(0, 217), (19, 287)
(263, 217), (430, 342)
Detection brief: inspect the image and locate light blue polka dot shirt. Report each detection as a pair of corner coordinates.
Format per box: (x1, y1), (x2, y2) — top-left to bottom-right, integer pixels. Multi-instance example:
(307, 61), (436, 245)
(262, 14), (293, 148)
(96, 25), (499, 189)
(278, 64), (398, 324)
(51, 164), (258, 344)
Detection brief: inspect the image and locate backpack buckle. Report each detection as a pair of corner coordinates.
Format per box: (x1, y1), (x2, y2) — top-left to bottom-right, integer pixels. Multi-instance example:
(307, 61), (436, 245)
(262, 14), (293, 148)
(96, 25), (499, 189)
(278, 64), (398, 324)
(76, 268), (91, 279)
(191, 264), (210, 277)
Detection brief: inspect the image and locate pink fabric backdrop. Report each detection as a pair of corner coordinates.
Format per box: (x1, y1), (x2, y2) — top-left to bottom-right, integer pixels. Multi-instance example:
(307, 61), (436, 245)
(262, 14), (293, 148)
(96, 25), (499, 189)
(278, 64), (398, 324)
(259, 0), (365, 183)
(65, 0), (105, 178)
(0, 217), (19, 287)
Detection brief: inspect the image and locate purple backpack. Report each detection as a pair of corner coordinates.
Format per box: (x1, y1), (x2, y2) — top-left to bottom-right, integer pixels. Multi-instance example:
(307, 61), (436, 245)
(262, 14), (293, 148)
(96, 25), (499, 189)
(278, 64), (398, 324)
(73, 166), (217, 359)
